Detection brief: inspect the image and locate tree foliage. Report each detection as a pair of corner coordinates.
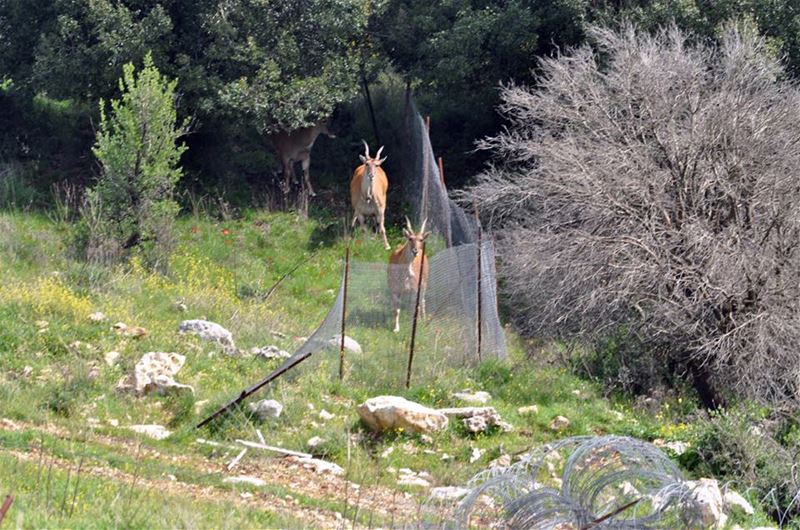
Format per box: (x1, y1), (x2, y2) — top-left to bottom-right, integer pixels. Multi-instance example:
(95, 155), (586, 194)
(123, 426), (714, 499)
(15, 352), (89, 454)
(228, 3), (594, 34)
(469, 22), (800, 409)
(206, 0), (373, 133)
(82, 53), (188, 264)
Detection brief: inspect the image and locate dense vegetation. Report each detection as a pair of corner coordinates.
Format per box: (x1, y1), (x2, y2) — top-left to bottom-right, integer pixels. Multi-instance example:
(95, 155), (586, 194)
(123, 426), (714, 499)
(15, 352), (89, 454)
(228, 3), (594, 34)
(5, 0), (800, 526)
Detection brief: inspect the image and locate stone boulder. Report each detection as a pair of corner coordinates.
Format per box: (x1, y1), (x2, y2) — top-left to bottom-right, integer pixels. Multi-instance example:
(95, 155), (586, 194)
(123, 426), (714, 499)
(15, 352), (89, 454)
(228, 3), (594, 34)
(128, 424), (172, 440)
(248, 399), (283, 420)
(429, 487), (471, 503)
(287, 456), (344, 476)
(116, 352), (193, 396)
(179, 320), (236, 354)
(451, 390), (491, 404)
(438, 406), (512, 434)
(688, 478), (726, 529)
(249, 345), (291, 360)
(357, 396), (448, 435)
(327, 335), (362, 354)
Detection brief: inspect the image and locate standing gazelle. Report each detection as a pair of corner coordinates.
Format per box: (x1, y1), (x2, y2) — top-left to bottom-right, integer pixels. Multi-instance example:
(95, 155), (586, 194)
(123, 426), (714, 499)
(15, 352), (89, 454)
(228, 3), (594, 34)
(350, 140), (390, 250)
(388, 217), (430, 333)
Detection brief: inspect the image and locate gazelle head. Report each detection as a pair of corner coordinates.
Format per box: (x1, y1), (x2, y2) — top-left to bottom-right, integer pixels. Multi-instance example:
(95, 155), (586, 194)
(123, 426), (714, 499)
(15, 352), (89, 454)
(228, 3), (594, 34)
(403, 217), (430, 257)
(316, 117), (336, 139)
(359, 140), (386, 183)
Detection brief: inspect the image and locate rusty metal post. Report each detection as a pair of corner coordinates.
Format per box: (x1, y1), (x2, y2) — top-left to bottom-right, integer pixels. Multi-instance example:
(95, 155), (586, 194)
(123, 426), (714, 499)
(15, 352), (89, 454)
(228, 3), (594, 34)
(438, 156), (445, 185)
(473, 194), (483, 362)
(339, 242), (351, 381)
(0, 495), (13, 525)
(405, 242), (427, 389)
(425, 115), (431, 133)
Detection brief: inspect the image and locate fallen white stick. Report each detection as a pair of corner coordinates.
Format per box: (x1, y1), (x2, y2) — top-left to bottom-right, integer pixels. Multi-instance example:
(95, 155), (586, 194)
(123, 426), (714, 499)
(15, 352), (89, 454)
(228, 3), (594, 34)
(256, 429), (266, 445)
(226, 448), (248, 471)
(234, 439), (312, 459)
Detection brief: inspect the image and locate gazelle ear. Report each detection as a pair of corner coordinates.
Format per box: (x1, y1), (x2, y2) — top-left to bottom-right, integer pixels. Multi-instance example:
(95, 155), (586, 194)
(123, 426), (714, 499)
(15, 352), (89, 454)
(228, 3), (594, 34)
(402, 228), (410, 238)
(376, 156), (387, 165)
(422, 231), (431, 240)
(359, 155), (366, 163)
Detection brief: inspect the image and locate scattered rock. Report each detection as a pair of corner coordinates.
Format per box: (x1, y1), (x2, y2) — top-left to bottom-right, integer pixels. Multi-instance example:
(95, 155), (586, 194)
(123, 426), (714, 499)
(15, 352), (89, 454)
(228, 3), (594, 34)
(174, 301), (188, 312)
(319, 409), (334, 421)
(723, 488), (754, 516)
(517, 405), (539, 415)
(451, 390), (491, 404)
(249, 345), (291, 360)
(665, 440), (689, 455)
(327, 335), (362, 354)
(248, 399), (283, 420)
(288, 456), (344, 476)
(488, 454), (511, 470)
(87, 367), (100, 380)
(113, 322), (148, 338)
(116, 352), (193, 396)
(21, 365), (33, 379)
(128, 424), (172, 440)
(223, 475), (266, 487)
(397, 469), (431, 488)
(380, 446), (395, 459)
(104, 351), (121, 368)
(107, 418), (119, 427)
(438, 406), (512, 434)
(688, 478), (727, 529)
(307, 436), (325, 450)
(469, 447), (484, 463)
(35, 320), (49, 329)
(88, 311), (106, 322)
(419, 434), (434, 445)
(178, 320), (236, 354)
(194, 399), (210, 415)
(549, 415), (571, 431)
(429, 487), (471, 503)
(357, 396), (449, 435)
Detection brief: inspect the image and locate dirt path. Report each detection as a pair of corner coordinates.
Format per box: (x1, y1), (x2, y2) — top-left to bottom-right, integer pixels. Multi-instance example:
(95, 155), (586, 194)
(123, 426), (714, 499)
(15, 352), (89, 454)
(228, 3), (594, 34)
(0, 418), (421, 528)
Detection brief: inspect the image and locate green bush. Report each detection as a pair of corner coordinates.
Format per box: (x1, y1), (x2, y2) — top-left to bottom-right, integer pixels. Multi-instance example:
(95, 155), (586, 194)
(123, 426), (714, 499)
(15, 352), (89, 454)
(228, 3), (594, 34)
(79, 52), (188, 267)
(685, 407), (800, 523)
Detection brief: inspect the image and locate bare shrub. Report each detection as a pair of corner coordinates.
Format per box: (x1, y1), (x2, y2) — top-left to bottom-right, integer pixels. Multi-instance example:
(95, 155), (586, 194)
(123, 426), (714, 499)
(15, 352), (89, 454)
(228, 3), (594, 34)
(468, 22), (800, 409)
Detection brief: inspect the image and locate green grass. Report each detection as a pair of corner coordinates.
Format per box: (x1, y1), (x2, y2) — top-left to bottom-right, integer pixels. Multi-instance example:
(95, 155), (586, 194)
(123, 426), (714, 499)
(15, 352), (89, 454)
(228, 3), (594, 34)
(0, 209), (779, 528)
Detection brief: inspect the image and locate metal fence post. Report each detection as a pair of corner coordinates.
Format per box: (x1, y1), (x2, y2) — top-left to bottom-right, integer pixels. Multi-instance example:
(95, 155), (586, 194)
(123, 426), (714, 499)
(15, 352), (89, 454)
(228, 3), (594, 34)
(405, 242), (427, 389)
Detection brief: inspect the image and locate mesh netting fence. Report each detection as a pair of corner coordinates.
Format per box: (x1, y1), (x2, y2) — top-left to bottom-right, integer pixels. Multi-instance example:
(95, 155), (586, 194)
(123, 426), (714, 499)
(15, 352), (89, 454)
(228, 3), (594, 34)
(201, 95), (506, 424)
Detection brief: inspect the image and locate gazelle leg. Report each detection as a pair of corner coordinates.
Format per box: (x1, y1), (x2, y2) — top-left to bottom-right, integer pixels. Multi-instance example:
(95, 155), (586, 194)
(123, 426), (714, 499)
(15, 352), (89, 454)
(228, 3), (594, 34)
(281, 160), (292, 195)
(394, 307), (401, 333)
(301, 157), (315, 197)
(379, 209), (390, 250)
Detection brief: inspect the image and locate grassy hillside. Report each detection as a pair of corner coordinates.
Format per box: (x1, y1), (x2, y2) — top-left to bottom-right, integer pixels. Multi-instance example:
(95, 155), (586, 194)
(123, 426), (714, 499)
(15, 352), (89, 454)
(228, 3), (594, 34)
(0, 209), (777, 528)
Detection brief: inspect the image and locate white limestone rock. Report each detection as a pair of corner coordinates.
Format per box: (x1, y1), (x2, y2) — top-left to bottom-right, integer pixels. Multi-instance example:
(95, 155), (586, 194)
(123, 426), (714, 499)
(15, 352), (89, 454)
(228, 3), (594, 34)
(357, 396), (448, 435)
(179, 319), (236, 354)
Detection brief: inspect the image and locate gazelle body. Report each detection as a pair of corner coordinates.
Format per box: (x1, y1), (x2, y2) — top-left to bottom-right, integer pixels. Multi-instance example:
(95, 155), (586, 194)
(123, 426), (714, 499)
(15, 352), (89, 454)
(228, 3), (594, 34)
(388, 218), (430, 333)
(350, 140), (390, 249)
(268, 120), (335, 197)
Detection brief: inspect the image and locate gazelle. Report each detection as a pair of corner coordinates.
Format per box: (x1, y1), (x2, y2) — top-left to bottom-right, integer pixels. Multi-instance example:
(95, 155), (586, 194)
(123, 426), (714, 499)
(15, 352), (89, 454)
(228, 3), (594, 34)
(268, 119), (335, 197)
(388, 217), (430, 333)
(350, 140), (390, 249)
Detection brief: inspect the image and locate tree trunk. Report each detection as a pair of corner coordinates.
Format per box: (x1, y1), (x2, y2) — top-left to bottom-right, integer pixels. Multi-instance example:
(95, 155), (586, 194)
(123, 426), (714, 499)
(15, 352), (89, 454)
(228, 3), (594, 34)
(688, 360), (725, 410)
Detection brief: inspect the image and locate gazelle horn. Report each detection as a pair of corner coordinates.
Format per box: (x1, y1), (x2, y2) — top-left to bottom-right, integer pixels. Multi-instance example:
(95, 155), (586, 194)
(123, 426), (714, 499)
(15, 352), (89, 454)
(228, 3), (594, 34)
(420, 217), (427, 234)
(362, 139), (370, 159)
(405, 216), (414, 232)
(376, 145), (385, 159)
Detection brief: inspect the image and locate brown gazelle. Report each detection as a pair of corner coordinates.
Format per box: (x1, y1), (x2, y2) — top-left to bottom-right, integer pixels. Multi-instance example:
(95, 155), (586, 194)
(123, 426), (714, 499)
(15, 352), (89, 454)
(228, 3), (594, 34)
(268, 119), (335, 197)
(388, 217), (430, 333)
(350, 140), (390, 250)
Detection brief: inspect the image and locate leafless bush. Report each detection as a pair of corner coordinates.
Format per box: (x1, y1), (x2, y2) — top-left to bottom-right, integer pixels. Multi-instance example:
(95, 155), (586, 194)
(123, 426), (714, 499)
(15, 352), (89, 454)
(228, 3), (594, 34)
(468, 22), (800, 409)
